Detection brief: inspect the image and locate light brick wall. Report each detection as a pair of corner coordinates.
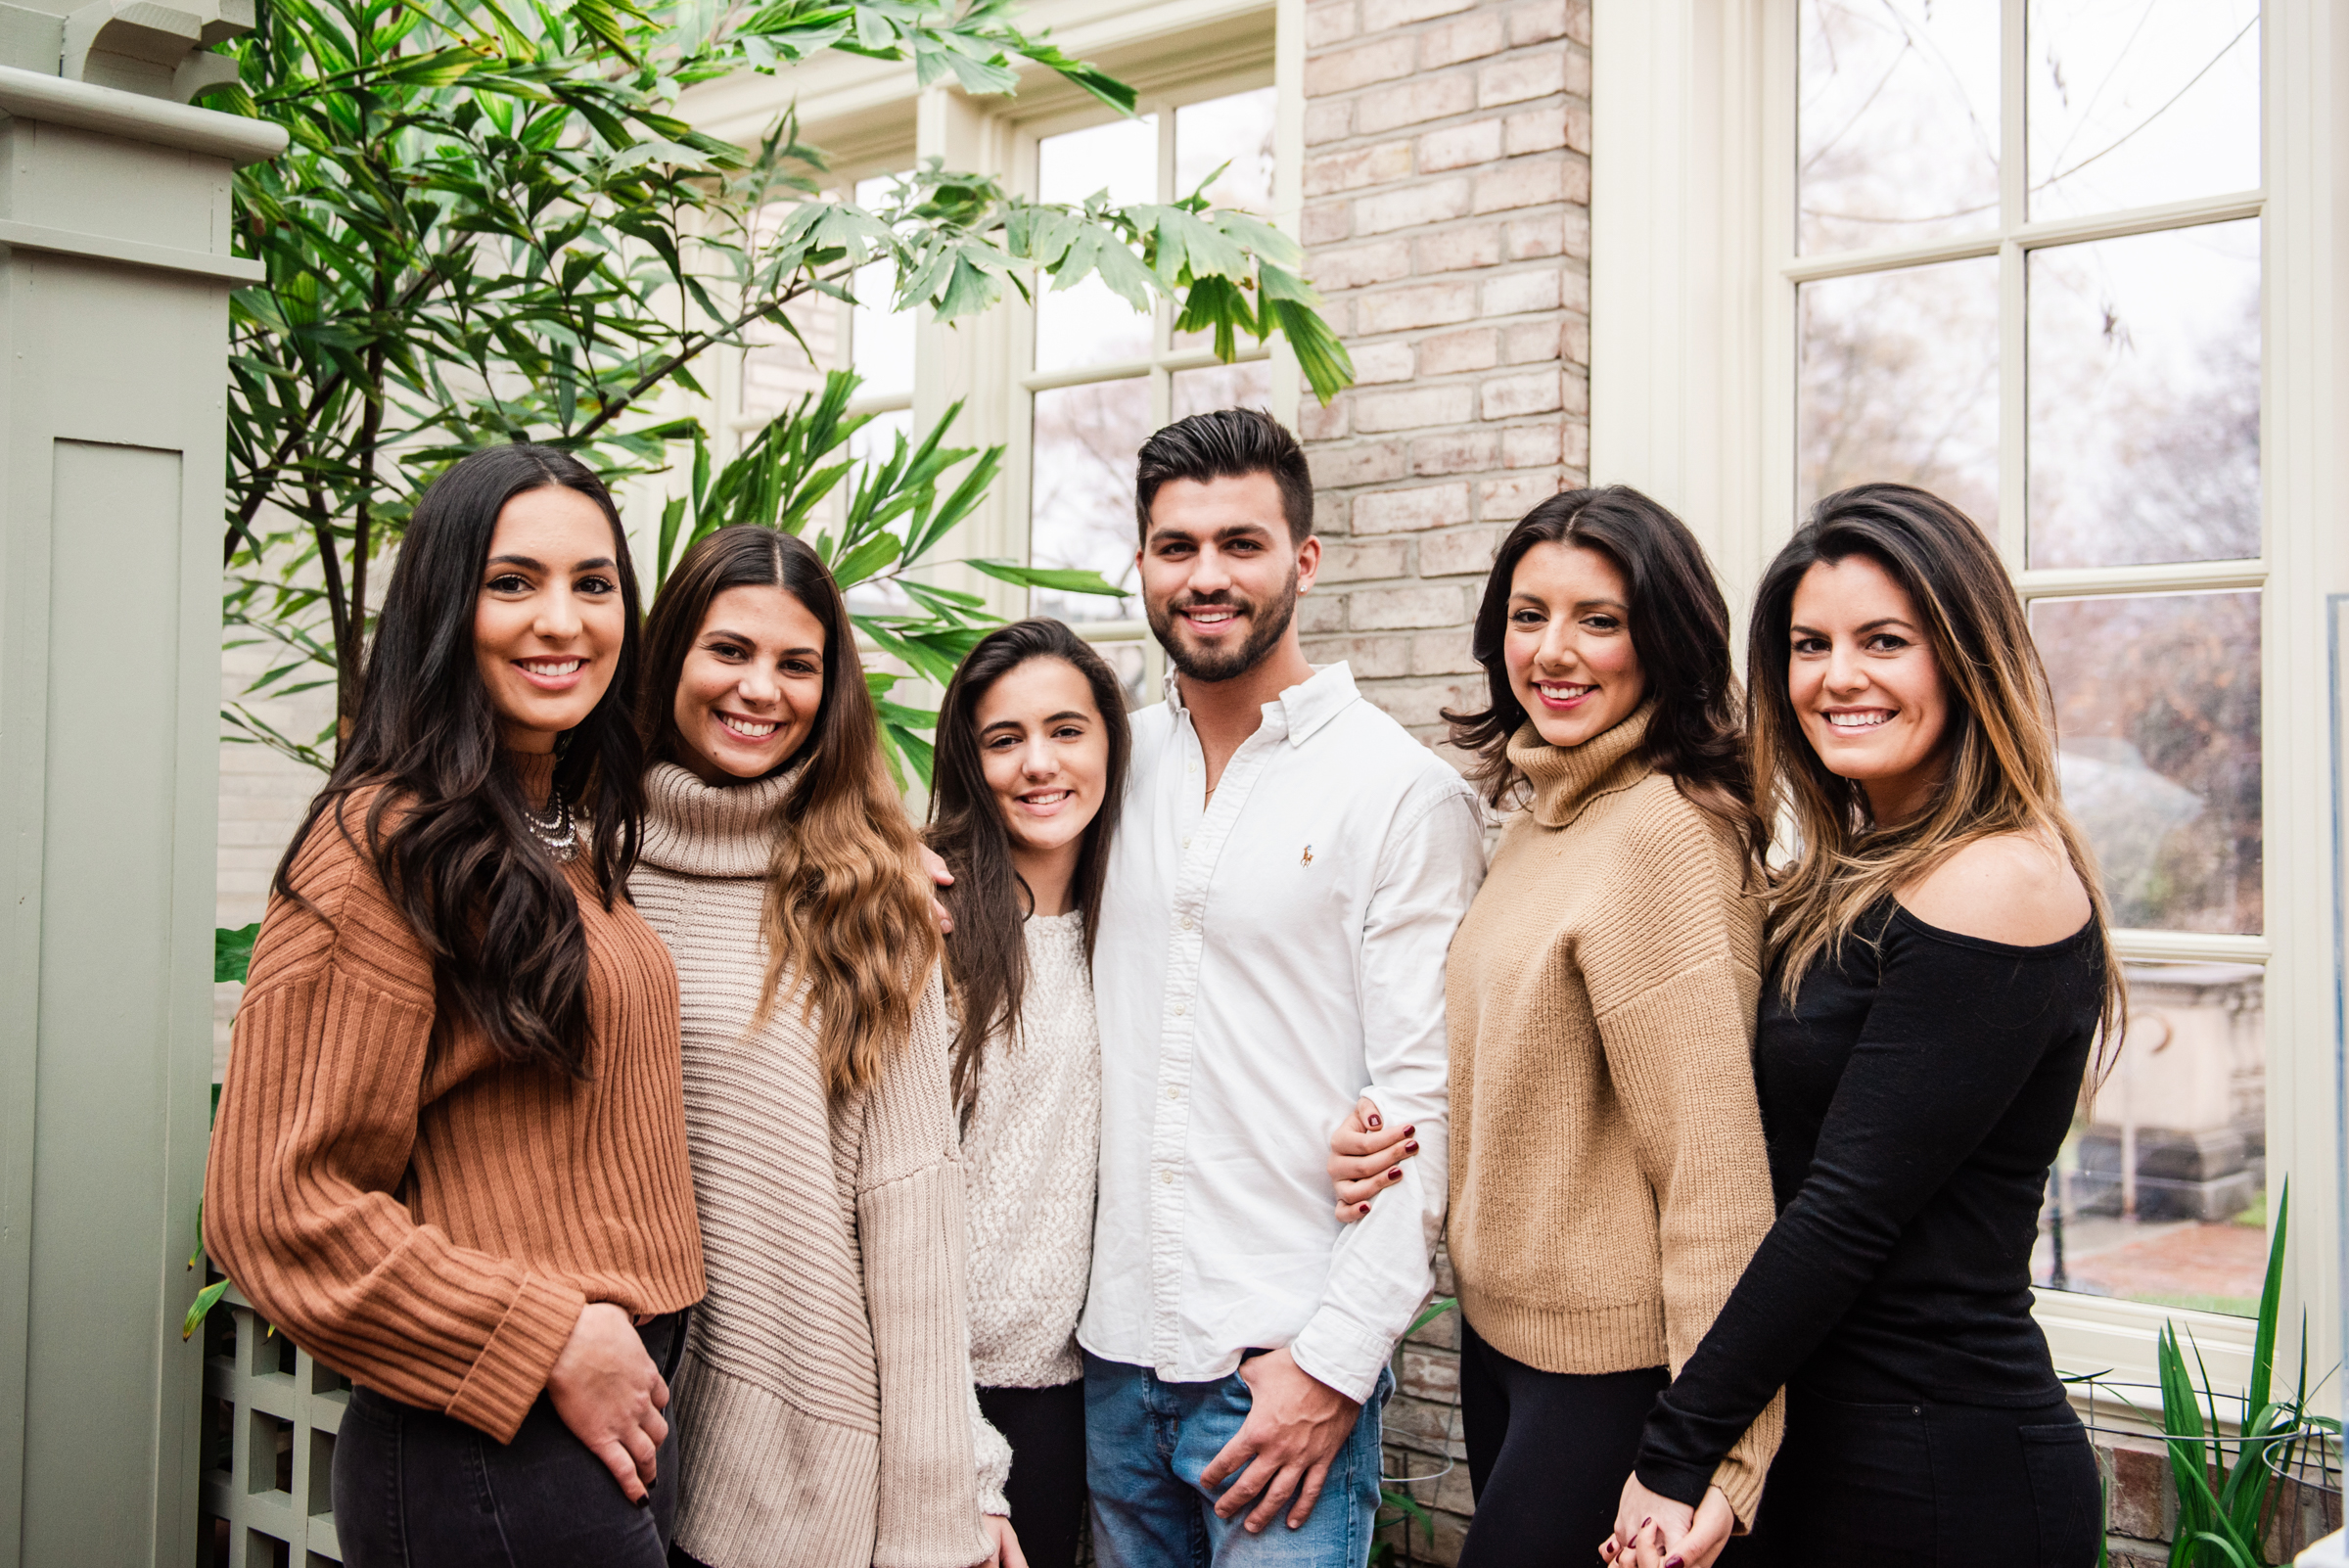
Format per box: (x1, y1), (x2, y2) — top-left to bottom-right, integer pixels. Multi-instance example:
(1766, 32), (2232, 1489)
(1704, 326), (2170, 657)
(1293, 0), (1590, 1557)
(1294, 0), (1590, 770)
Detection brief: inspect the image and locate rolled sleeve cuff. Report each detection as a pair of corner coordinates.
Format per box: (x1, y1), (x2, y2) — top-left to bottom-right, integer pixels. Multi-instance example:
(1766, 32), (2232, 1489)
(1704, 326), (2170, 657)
(444, 1273), (587, 1443)
(1288, 1312), (1392, 1405)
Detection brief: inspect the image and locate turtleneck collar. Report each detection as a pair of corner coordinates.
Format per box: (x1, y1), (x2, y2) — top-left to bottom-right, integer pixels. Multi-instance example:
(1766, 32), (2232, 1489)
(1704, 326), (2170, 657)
(638, 760), (799, 878)
(508, 749), (558, 810)
(1510, 697), (1658, 829)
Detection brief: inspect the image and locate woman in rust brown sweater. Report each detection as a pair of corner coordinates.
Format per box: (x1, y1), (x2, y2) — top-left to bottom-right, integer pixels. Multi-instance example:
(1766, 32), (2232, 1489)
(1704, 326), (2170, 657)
(204, 444), (707, 1568)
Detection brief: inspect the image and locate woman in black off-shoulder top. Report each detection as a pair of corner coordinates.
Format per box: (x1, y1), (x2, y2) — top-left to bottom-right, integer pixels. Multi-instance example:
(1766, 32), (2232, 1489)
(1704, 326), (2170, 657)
(1605, 484), (2126, 1568)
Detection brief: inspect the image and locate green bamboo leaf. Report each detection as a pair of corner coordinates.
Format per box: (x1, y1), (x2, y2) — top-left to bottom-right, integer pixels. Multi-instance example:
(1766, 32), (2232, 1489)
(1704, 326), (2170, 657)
(182, 1277), (231, 1341)
(964, 559), (1129, 597)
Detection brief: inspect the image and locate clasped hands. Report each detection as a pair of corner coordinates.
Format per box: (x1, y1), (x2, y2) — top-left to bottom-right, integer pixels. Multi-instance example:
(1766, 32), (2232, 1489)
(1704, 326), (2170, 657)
(1330, 1100), (1736, 1568)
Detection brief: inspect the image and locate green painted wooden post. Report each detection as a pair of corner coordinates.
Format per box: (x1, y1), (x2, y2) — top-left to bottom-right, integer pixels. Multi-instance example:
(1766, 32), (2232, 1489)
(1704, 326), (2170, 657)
(0, 66), (283, 1567)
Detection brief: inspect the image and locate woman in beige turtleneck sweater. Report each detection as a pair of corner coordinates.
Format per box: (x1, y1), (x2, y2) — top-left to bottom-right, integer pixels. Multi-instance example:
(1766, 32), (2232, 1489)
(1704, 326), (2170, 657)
(628, 526), (1006, 1568)
(1338, 487), (1781, 1568)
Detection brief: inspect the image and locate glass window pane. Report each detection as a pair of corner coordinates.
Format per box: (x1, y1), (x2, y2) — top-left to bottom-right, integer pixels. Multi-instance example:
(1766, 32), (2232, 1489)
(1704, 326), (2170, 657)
(2036, 590), (2261, 935)
(2037, 961), (2267, 1316)
(1094, 641), (1151, 711)
(850, 174), (915, 399)
(2027, 0), (2261, 222)
(2026, 220), (2260, 569)
(1172, 361), (1271, 421)
(842, 409), (914, 615)
(1797, 0), (2000, 254)
(1031, 378), (1149, 623)
(1797, 256), (2000, 530)
(1175, 86), (1277, 214)
(1036, 117), (1159, 374)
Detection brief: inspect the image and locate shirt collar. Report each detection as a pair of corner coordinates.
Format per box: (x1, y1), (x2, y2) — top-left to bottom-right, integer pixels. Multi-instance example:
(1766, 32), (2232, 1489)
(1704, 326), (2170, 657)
(1167, 662), (1359, 749)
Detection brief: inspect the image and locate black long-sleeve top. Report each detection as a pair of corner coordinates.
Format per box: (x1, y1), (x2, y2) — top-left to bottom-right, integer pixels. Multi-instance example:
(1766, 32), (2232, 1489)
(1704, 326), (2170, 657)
(1635, 897), (2103, 1506)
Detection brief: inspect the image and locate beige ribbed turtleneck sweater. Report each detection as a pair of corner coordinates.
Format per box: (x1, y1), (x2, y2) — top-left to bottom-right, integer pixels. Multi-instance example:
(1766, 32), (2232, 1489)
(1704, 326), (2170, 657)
(630, 761), (1005, 1568)
(1443, 705), (1784, 1527)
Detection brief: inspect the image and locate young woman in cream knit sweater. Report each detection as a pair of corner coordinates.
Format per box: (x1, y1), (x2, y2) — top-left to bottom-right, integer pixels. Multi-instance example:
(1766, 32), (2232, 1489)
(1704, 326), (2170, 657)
(1336, 487), (1782, 1566)
(629, 526), (1006, 1568)
(926, 619), (1133, 1568)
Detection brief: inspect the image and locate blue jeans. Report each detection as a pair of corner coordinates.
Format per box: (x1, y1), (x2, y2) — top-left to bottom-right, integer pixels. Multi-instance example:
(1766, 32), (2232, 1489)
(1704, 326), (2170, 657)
(1083, 1350), (1393, 1568)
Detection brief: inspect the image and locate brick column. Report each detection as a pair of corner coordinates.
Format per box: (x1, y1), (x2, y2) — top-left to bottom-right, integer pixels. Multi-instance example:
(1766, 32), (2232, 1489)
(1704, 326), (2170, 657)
(1294, 3), (1589, 1558)
(1296, 0), (1590, 765)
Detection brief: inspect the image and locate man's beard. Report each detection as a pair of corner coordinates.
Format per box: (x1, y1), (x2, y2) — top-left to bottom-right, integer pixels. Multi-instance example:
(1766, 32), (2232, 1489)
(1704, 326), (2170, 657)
(1148, 565), (1302, 684)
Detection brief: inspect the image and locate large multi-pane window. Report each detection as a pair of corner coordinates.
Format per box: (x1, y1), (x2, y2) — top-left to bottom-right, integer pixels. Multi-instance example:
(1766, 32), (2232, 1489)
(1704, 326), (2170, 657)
(1793, 1), (2268, 1314)
(1015, 79), (1280, 698)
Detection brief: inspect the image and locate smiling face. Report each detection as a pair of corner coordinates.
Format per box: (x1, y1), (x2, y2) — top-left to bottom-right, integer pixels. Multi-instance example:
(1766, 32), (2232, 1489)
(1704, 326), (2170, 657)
(669, 583), (828, 784)
(1501, 539), (1647, 749)
(976, 655), (1110, 871)
(1786, 552), (1952, 823)
(1138, 472), (1320, 684)
(473, 485), (629, 754)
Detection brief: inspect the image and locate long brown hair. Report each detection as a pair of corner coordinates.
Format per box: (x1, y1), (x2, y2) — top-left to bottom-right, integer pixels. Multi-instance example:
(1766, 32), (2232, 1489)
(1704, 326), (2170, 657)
(1750, 483), (2125, 1071)
(639, 525), (940, 1099)
(1445, 485), (1752, 841)
(276, 443), (646, 1079)
(926, 621), (1132, 1112)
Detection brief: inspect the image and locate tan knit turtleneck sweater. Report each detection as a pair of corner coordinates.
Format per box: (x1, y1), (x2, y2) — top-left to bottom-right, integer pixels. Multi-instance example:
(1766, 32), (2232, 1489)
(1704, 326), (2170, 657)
(630, 761), (1002, 1568)
(205, 753), (707, 1444)
(1444, 706), (1783, 1527)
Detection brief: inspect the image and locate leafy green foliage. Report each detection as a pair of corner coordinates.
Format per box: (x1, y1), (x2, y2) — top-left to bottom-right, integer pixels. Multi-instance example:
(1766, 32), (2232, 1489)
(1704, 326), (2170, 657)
(655, 369), (1125, 785)
(214, 922), (260, 985)
(201, 0), (1349, 769)
(2146, 1183), (2336, 1567)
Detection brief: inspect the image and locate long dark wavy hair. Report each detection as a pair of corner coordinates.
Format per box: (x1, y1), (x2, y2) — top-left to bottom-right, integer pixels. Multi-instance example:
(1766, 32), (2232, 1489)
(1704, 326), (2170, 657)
(273, 443), (646, 1078)
(639, 526), (941, 1100)
(1444, 485), (1751, 839)
(926, 620), (1131, 1112)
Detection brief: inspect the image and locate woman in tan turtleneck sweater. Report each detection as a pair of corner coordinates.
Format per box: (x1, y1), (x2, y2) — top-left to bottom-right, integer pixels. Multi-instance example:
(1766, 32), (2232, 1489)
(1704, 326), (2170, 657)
(1337, 487), (1780, 1568)
(207, 445), (705, 1568)
(629, 526), (1002, 1568)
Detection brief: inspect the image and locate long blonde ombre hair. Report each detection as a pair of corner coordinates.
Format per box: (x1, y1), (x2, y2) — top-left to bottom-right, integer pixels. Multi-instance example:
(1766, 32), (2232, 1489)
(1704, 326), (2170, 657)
(639, 526), (941, 1100)
(1748, 484), (2124, 1079)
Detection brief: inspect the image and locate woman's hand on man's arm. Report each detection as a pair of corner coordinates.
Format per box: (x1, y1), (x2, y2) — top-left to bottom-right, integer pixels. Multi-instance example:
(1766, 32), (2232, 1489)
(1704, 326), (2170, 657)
(1327, 1094), (1420, 1223)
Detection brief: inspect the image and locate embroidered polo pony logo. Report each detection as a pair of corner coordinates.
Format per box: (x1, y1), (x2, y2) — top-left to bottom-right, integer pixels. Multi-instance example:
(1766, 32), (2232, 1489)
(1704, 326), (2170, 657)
(1300, 844), (1313, 867)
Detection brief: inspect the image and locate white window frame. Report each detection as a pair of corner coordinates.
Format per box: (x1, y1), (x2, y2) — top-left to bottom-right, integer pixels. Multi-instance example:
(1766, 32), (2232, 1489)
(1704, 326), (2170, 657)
(1589, 0), (2349, 1411)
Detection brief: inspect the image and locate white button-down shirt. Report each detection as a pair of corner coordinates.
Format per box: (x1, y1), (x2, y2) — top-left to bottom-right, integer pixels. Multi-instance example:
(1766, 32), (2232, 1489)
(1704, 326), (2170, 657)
(1079, 662), (1487, 1402)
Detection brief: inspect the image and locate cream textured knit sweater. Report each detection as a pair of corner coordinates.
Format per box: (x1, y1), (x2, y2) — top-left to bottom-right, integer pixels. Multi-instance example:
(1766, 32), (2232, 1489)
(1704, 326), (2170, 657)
(632, 762), (1008, 1568)
(960, 909), (1099, 1389)
(1444, 706), (1784, 1528)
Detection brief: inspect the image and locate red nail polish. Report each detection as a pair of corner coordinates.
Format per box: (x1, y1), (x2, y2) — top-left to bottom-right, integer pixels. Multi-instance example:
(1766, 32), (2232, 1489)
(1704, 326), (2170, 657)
(1664, 1558), (1683, 1568)
(1640, 1517), (1651, 1528)
(1387, 1167), (1403, 1179)
(1404, 1140), (1419, 1153)
(1357, 1203), (1370, 1214)
(1366, 1114), (1382, 1130)
(1404, 1125), (1416, 1136)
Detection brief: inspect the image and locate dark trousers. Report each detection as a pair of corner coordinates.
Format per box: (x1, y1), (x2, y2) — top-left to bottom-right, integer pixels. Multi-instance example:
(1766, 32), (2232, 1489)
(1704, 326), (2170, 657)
(980, 1380), (1089, 1568)
(334, 1311), (689, 1568)
(1727, 1385), (2099, 1567)
(1455, 1317), (1669, 1568)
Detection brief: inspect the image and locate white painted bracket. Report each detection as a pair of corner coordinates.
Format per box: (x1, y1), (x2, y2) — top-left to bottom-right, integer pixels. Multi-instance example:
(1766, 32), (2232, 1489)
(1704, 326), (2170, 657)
(61, 0), (251, 102)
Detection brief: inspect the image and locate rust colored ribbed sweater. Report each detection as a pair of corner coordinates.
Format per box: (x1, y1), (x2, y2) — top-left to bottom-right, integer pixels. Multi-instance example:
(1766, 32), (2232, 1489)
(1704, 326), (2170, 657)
(204, 755), (706, 1443)
(1444, 706), (1783, 1527)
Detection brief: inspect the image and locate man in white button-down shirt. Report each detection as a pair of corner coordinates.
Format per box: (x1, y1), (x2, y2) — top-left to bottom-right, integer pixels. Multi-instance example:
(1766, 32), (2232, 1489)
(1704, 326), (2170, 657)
(1078, 410), (1487, 1566)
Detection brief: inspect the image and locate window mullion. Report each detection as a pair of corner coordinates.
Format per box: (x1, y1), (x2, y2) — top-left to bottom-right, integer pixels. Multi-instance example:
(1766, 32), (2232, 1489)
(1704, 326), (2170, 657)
(1998, 0), (2029, 575)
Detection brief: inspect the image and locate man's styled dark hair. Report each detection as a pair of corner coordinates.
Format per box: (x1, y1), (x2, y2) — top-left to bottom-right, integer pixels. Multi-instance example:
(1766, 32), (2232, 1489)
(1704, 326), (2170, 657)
(1133, 407), (1314, 544)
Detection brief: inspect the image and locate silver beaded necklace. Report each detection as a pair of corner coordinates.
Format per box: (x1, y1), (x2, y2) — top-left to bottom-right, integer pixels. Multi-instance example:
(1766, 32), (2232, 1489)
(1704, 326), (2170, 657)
(525, 785), (578, 863)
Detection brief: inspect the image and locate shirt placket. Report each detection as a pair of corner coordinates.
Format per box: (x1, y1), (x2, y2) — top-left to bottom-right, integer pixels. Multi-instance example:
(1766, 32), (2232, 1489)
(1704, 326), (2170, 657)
(1146, 704), (1288, 1373)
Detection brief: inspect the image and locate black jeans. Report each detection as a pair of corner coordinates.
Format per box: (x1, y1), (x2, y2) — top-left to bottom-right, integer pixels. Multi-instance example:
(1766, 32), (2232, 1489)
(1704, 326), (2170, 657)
(979, 1380), (1088, 1568)
(1456, 1318), (1670, 1568)
(334, 1310), (689, 1568)
(1726, 1384), (2100, 1567)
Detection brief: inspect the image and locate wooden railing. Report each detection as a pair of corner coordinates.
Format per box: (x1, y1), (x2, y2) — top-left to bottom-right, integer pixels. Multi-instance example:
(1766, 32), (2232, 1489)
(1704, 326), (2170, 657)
(198, 1282), (345, 1564)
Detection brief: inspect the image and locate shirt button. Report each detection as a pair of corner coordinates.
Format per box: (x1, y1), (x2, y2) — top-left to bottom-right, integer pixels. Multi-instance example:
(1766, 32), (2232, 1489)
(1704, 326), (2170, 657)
(1173, 1001), (1187, 1017)
(1166, 1085), (1181, 1101)
(1180, 915), (1194, 931)
(1182, 836), (1191, 850)
(1159, 1171), (1174, 1185)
